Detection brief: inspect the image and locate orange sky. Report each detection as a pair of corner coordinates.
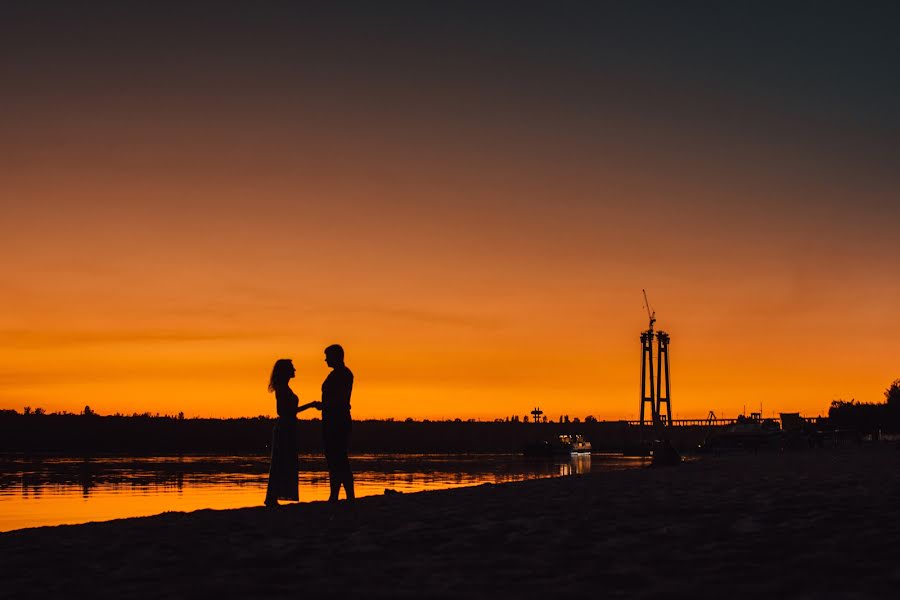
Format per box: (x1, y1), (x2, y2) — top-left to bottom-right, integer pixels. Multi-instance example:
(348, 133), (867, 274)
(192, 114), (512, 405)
(2, 2), (898, 420)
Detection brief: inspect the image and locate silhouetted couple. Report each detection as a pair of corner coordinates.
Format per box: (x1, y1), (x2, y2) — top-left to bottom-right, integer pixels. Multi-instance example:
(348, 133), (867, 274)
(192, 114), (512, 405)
(264, 344), (355, 507)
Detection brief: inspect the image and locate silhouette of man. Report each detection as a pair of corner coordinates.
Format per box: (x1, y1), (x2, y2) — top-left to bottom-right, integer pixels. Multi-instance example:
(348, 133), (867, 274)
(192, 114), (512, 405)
(318, 344), (355, 502)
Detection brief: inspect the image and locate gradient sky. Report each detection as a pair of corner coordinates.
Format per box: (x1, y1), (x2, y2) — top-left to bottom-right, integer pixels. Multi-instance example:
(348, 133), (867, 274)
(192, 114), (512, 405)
(2, 1), (898, 420)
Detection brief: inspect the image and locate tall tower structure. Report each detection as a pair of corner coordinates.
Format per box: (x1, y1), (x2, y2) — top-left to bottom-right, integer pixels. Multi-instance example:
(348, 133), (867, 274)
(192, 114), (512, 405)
(655, 330), (672, 425)
(639, 291), (672, 429)
(639, 329), (657, 426)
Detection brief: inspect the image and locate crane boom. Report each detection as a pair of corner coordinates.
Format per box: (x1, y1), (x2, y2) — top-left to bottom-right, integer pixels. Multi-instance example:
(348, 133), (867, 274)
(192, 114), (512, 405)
(642, 289), (656, 330)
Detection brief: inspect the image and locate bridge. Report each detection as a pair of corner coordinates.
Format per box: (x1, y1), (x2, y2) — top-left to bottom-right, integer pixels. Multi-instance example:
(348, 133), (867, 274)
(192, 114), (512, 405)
(621, 416), (823, 427)
(623, 418), (741, 427)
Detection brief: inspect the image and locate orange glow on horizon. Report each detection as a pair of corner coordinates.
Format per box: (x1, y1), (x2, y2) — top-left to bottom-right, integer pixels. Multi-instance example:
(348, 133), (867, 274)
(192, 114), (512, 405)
(3, 5), (899, 421)
(2, 156), (898, 420)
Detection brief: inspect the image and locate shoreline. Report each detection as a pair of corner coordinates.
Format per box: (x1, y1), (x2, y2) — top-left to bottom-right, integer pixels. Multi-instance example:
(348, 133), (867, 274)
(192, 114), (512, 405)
(2, 447), (898, 598)
(0, 452), (624, 533)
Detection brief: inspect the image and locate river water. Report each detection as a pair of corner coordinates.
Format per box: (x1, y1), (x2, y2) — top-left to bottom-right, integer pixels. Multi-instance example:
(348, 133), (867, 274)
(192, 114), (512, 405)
(0, 453), (648, 532)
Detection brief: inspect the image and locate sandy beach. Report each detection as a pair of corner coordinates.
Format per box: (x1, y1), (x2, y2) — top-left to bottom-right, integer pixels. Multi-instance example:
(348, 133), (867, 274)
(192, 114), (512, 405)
(2, 447), (898, 599)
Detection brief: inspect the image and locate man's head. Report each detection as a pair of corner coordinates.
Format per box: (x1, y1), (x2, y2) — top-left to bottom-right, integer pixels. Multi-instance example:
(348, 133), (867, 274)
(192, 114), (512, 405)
(324, 344), (345, 368)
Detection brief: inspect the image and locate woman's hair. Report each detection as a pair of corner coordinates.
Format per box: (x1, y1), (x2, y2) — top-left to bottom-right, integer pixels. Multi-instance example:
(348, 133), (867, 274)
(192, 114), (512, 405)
(268, 359), (294, 393)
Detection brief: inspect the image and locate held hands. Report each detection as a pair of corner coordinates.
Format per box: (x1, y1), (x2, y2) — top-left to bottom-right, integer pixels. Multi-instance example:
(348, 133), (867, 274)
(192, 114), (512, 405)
(297, 401), (323, 413)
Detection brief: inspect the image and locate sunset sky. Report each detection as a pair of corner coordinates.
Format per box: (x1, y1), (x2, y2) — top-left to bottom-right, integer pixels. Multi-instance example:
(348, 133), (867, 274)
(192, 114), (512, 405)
(2, 1), (898, 420)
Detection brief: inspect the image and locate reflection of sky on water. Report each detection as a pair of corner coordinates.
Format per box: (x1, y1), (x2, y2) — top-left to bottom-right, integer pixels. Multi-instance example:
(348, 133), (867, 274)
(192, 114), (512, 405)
(0, 454), (647, 532)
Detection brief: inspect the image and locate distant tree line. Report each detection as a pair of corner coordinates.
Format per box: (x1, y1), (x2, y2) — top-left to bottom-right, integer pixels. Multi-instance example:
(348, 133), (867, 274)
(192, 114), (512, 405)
(828, 379), (900, 434)
(5, 406), (602, 425)
(0, 411), (713, 453)
(7, 380), (895, 453)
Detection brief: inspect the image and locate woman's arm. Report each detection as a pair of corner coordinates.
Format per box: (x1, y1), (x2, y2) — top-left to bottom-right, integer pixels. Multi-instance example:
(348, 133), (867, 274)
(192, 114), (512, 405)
(297, 401), (320, 413)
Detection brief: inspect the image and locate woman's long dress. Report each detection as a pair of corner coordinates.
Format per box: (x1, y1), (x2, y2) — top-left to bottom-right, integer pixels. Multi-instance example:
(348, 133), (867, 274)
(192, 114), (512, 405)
(265, 387), (299, 502)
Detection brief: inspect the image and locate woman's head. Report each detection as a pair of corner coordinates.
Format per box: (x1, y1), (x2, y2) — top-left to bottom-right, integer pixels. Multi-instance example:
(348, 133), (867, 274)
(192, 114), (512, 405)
(268, 358), (295, 392)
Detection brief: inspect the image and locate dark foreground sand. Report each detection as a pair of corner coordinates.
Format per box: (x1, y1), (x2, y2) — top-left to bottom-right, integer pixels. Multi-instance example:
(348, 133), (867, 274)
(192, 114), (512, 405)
(2, 447), (898, 599)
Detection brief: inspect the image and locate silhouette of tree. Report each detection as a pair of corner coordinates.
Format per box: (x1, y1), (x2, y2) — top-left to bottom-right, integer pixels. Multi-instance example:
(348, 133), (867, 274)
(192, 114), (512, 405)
(885, 379), (900, 406)
(829, 397), (893, 434)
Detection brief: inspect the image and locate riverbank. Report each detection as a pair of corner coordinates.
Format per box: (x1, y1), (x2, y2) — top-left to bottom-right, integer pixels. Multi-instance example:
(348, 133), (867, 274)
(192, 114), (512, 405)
(1, 447), (897, 599)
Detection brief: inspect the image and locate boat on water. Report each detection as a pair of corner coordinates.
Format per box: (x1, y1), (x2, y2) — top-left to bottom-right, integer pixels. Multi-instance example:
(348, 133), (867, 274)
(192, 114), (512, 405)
(523, 434), (592, 457)
(700, 414), (781, 452)
(567, 434), (592, 454)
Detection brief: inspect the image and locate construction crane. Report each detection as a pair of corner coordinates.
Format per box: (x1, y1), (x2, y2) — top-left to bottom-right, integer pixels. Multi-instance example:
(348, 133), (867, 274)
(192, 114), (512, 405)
(639, 289), (672, 430)
(642, 289), (656, 333)
(640, 289), (657, 429)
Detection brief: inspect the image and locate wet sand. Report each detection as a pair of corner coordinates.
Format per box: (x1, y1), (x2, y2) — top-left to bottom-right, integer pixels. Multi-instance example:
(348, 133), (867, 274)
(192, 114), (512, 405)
(1, 447), (898, 599)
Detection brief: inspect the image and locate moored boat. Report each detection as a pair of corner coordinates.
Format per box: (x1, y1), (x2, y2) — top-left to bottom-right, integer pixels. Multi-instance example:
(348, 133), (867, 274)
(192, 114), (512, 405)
(700, 414), (781, 452)
(523, 434), (592, 456)
(567, 434), (592, 454)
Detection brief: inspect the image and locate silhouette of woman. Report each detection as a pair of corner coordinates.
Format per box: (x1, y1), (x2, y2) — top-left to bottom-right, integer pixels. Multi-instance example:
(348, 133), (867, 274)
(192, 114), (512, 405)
(265, 358), (317, 507)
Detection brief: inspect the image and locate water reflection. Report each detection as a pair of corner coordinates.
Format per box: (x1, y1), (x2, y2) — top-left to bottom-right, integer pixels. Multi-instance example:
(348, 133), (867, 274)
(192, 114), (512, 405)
(0, 453), (646, 532)
(557, 452), (591, 476)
